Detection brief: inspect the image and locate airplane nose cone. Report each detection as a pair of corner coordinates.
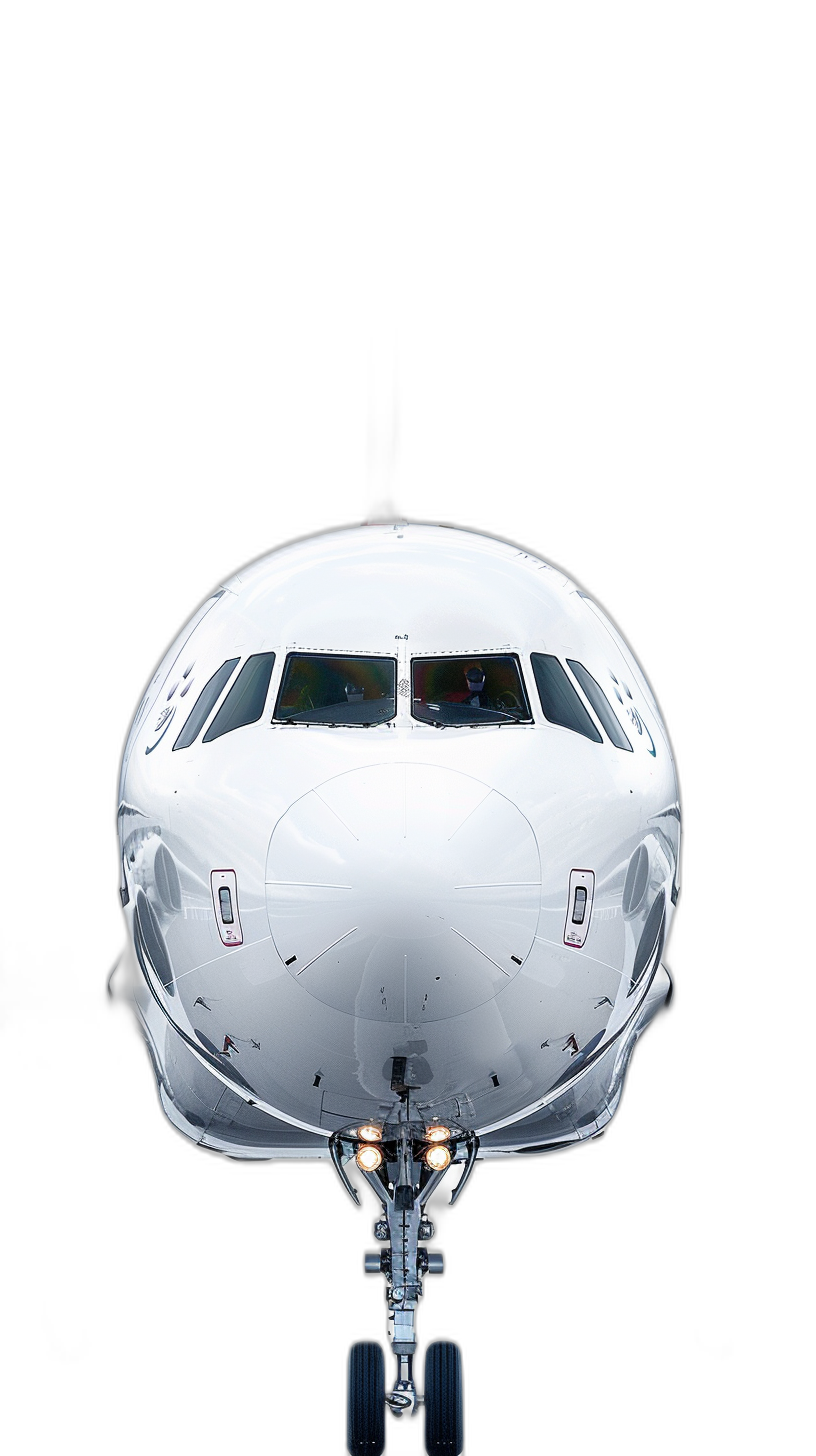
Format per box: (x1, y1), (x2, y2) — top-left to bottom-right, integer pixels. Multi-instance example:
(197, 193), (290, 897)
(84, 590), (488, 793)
(265, 762), (541, 1022)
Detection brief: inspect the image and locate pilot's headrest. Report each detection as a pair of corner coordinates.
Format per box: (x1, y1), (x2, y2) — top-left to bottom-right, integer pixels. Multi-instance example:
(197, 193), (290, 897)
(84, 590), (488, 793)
(466, 668), (485, 685)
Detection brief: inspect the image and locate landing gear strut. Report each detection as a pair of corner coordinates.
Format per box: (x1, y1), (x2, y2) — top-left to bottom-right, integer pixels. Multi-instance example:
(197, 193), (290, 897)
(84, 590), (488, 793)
(332, 1113), (477, 1455)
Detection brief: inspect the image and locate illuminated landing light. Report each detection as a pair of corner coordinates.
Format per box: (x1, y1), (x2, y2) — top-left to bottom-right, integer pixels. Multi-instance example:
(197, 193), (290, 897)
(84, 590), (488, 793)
(424, 1145), (452, 1172)
(356, 1145), (384, 1173)
(425, 1124), (451, 1144)
(357, 1124), (383, 1142)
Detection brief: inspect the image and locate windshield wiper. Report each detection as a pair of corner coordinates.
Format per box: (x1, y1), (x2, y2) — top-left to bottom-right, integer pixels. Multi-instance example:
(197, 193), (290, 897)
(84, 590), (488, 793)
(417, 701), (521, 726)
(281, 715), (383, 727)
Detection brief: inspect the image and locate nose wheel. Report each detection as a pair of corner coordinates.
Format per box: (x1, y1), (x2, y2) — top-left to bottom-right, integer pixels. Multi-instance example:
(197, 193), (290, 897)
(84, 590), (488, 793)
(348, 1342), (386, 1456)
(332, 1117), (477, 1455)
(424, 1342), (463, 1456)
(347, 1339), (463, 1456)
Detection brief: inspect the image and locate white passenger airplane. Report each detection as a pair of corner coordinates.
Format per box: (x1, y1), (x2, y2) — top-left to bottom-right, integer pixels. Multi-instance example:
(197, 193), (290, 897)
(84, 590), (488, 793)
(116, 521), (680, 1455)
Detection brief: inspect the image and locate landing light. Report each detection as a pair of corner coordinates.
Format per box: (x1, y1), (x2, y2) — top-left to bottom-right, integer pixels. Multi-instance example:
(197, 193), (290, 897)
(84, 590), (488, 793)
(356, 1145), (384, 1172)
(357, 1124), (382, 1142)
(424, 1145), (452, 1172)
(425, 1125), (451, 1144)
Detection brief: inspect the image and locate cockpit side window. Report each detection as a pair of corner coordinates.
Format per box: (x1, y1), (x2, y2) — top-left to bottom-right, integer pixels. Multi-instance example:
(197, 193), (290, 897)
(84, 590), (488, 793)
(530, 653), (602, 743)
(203, 652), (277, 742)
(274, 653), (396, 725)
(173, 658), (240, 750)
(567, 659), (633, 751)
(411, 655), (532, 725)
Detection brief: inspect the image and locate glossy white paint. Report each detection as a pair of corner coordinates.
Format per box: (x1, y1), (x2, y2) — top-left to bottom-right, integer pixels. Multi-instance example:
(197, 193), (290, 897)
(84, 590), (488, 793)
(119, 522), (679, 1152)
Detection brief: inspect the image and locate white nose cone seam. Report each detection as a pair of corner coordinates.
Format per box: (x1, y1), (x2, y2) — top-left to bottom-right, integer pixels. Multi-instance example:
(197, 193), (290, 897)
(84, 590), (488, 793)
(265, 762), (540, 1022)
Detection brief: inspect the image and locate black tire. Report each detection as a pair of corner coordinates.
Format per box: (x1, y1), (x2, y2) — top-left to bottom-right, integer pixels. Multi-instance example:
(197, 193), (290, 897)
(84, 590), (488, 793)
(424, 1341), (464, 1455)
(347, 1342), (386, 1456)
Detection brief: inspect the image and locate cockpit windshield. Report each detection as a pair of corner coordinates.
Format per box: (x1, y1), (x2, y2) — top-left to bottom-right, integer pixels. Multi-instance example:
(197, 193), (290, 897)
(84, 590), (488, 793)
(411, 654), (532, 725)
(274, 653), (397, 725)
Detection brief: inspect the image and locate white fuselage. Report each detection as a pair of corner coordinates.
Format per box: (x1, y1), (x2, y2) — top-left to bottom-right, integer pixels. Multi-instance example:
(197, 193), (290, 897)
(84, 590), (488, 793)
(120, 523), (679, 1141)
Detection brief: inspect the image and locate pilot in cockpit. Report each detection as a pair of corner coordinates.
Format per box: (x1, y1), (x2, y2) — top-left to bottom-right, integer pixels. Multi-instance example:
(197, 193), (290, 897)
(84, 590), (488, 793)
(345, 682), (364, 705)
(463, 665), (488, 708)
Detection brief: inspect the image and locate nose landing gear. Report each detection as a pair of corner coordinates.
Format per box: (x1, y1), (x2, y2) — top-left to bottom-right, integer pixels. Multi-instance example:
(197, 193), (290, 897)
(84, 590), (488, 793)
(331, 1121), (477, 1456)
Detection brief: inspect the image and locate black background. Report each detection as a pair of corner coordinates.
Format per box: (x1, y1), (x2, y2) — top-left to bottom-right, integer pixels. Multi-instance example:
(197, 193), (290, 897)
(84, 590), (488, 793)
(17, 313), (708, 1450)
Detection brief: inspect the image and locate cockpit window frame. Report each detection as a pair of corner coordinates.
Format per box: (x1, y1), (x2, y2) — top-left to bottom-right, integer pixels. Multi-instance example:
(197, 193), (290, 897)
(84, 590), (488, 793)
(172, 657), (241, 751)
(530, 652), (603, 744)
(410, 652), (533, 727)
(566, 658), (633, 752)
(202, 651), (278, 743)
(272, 651), (398, 727)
